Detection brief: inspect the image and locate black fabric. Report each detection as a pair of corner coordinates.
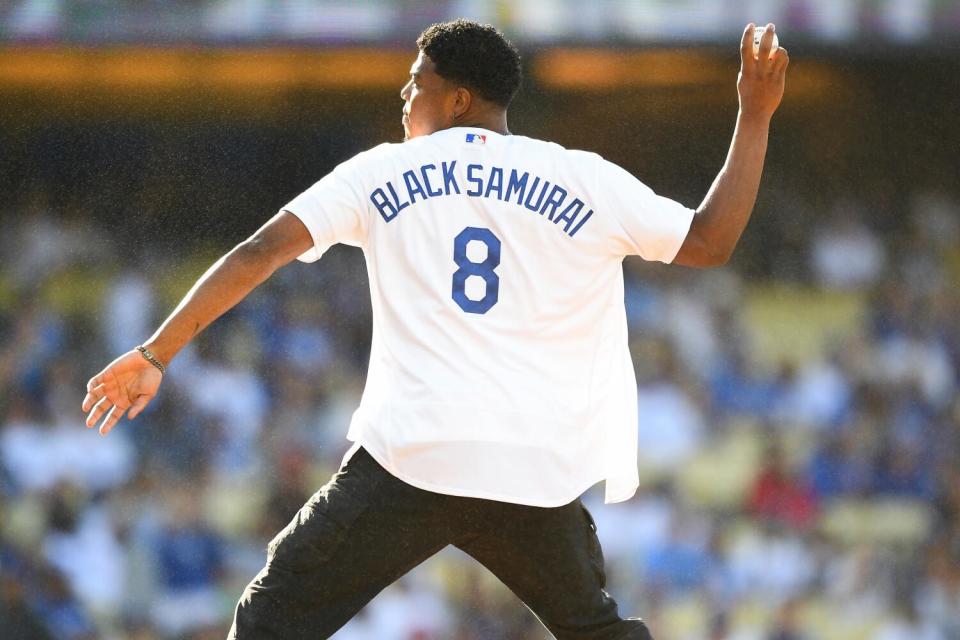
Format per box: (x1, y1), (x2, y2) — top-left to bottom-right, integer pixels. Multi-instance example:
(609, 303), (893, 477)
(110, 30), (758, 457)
(228, 446), (653, 640)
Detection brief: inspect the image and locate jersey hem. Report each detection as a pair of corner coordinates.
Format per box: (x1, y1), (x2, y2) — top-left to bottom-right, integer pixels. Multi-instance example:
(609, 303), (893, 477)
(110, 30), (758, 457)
(354, 438), (603, 509)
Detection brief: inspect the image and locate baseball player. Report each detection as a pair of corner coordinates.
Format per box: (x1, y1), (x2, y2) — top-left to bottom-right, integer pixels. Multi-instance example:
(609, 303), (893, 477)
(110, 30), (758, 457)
(82, 20), (788, 640)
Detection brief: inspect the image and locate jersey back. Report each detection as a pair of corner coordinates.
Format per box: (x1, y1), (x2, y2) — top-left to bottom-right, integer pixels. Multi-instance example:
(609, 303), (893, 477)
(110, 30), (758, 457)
(283, 127), (693, 506)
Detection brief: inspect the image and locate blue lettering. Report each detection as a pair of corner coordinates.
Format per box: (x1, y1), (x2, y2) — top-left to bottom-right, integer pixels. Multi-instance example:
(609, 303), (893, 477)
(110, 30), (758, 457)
(420, 164), (442, 197)
(385, 180), (410, 213)
(484, 166), (504, 200)
(569, 209), (594, 237)
(505, 169), (528, 204)
(466, 163), (484, 197)
(540, 185), (568, 220)
(554, 198), (584, 232)
(371, 160), (593, 239)
(370, 188), (398, 222)
(524, 177), (551, 213)
(403, 169), (427, 204)
(442, 161), (460, 195)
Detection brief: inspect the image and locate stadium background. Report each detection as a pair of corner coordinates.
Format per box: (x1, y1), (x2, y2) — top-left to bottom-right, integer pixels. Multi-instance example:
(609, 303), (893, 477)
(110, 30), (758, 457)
(1, 1), (959, 639)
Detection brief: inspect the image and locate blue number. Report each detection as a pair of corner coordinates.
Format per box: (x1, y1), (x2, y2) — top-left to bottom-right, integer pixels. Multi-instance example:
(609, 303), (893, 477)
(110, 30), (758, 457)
(451, 227), (501, 314)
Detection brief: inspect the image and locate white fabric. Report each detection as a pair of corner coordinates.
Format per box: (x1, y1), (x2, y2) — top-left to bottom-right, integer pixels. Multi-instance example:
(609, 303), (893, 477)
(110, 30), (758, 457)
(282, 127), (694, 507)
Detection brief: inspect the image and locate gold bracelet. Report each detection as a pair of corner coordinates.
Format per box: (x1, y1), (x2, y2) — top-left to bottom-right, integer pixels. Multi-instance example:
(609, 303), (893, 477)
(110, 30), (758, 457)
(136, 345), (166, 375)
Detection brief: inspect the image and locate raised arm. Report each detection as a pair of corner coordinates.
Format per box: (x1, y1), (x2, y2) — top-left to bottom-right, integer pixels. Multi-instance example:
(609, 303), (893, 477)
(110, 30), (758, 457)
(673, 23), (789, 268)
(82, 211), (312, 434)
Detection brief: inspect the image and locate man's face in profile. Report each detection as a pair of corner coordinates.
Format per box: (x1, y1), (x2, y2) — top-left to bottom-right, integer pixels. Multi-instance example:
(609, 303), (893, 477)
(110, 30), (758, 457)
(400, 51), (456, 141)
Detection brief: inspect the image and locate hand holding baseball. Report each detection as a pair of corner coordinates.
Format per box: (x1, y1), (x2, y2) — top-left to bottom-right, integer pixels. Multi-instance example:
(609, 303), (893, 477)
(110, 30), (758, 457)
(752, 25), (780, 59)
(738, 23), (789, 120)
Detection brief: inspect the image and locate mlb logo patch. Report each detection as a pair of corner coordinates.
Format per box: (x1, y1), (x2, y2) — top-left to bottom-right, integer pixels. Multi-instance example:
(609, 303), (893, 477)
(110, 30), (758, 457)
(465, 133), (487, 145)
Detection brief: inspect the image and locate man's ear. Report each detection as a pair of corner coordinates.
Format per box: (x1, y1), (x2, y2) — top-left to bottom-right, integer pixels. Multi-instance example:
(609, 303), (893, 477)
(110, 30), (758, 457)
(453, 87), (472, 119)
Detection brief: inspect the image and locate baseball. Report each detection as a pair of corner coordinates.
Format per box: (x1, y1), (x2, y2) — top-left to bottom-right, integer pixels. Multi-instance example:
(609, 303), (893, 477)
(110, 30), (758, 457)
(752, 26), (780, 58)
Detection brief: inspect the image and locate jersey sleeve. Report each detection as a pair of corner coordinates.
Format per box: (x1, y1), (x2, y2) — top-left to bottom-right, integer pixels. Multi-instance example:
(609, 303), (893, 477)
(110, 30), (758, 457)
(595, 154), (695, 262)
(280, 154), (369, 263)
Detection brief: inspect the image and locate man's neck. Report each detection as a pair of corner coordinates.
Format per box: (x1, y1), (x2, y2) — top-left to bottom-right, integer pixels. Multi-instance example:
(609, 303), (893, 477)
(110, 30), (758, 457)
(451, 111), (510, 135)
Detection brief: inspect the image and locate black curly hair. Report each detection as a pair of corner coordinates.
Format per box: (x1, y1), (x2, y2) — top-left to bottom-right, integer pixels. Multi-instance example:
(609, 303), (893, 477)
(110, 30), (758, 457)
(416, 20), (522, 108)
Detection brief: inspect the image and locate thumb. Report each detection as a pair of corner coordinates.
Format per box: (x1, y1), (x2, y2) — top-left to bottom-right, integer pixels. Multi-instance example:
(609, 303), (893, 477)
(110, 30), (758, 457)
(127, 393), (154, 420)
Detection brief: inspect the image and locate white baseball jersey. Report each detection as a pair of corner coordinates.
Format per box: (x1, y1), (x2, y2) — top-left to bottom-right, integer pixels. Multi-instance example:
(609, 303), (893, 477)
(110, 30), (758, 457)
(283, 127), (694, 507)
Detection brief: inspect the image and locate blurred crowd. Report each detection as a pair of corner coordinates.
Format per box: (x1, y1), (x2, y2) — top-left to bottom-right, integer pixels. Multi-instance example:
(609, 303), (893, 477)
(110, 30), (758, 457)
(0, 184), (958, 640)
(2, 0), (955, 44)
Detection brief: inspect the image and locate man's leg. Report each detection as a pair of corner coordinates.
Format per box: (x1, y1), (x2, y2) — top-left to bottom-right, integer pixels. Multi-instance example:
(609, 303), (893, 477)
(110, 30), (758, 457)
(229, 447), (454, 639)
(454, 498), (653, 640)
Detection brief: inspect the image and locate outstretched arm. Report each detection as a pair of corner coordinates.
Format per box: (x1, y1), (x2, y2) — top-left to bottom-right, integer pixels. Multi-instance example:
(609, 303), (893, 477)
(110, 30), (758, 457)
(82, 211), (312, 434)
(673, 23), (789, 268)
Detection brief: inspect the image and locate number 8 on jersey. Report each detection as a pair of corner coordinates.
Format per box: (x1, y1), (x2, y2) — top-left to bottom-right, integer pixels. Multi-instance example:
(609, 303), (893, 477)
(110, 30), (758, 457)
(451, 226), (501, 315)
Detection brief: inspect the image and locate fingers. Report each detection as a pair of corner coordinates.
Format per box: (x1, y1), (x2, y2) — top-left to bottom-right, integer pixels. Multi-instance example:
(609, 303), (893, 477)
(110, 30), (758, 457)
(82, 376), (104, 412)
(85, 394), (114, 428)
(82, 391), (95, 413)
(757, 23), (776, 68)
(82, 353), (164, 433)
(85, 394), (129, 435)
(82, 382), (105, 413)
(83, 368), (116, 411)
(740, 23), (756, 69)
(84, 390), (147, 433)
(127, 393), (154, 420)
(772, 47), (790, 75)
(99, 404), (127, 436)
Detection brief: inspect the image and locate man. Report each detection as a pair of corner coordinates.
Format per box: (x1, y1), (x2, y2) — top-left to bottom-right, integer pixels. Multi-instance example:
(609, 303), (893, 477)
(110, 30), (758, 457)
(82, 19), (788, 640)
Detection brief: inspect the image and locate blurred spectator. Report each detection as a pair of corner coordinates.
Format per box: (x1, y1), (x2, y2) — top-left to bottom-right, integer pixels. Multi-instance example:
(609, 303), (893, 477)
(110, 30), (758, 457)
(727, 523), (816, 604)
(41, 483), (126, 617)
(588, 482), (674, 563)
(150, 485), (228, 636)
(772, 355), (852, 430)
(915, 541), (960, 635)
(658, 273), (729, 374)
(642, 510), (713, 595)
(871, 443), (935, 499)
(1, 393), (135, 495)
(635, 340), (707, 471)
(806, 431), (872, 499)
(272, 296), (337, 375)
(103, 270), (155, 356)
(0, 573), (53, 640)
(767, 598), (808, 640)
(824, 544), (893, 625)
(747, 443), (818, 529)
(874, 327), (956, 409)
(30, 567), (98, 640)
(259, 447), (313, 537)
(336, 577), (453, 640)
(2, 300), (66, 400)
(8, 191), (70, 288)
(174, 326), (269, 477)
(872, 597), (944, 640)
(810, 203), (886, 290)
(709, 350), (784, 419)
(1, 397), (56, 493)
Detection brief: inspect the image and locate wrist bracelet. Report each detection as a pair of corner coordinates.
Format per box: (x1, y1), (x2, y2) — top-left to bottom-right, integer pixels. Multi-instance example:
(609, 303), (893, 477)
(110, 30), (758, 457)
(136, 345), (167, 375)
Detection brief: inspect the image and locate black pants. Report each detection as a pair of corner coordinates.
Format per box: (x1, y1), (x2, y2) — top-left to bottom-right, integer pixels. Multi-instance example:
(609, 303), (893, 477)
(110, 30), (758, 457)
(228, 446), (652, 640)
